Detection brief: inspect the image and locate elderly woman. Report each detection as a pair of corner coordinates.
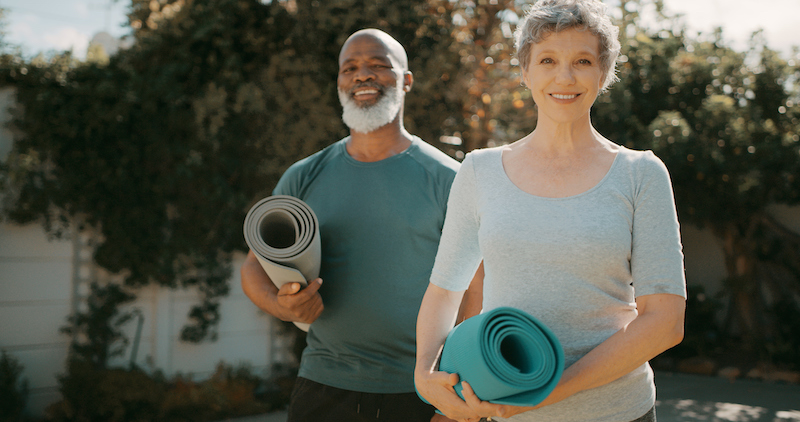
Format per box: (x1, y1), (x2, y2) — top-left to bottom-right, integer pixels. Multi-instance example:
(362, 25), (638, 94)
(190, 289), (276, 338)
(414, 1), (686, 421)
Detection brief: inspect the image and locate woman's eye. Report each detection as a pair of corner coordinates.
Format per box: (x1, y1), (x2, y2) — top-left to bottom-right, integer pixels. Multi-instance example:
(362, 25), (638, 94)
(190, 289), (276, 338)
(540, 58), (553, 64)
(578, 59), (592, 65)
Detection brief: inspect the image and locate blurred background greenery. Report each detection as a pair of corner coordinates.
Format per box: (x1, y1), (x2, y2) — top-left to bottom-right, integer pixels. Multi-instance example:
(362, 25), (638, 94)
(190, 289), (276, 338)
(0, 0), (798, 420)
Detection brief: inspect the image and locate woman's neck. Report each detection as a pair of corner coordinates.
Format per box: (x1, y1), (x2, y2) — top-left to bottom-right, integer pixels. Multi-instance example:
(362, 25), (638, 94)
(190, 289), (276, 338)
(523, 115), (603, 156)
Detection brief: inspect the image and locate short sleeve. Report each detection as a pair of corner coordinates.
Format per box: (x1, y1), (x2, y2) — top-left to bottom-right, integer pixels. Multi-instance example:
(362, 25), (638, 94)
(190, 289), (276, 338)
(630, 152), (687, 299)
(429, 152), (483, 292)
(272, 163), (302, 197)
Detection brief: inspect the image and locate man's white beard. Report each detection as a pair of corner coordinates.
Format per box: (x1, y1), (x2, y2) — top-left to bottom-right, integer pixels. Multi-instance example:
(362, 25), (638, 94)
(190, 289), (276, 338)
(338, 82), (403, 134)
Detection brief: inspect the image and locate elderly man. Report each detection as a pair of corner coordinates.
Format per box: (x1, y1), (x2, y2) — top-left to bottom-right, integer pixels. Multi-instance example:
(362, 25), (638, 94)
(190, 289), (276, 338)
(241, 29), (471, 422)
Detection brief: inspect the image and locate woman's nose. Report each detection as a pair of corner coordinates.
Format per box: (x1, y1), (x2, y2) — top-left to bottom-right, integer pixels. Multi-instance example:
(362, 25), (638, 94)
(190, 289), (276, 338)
(555, 65), (576, 85)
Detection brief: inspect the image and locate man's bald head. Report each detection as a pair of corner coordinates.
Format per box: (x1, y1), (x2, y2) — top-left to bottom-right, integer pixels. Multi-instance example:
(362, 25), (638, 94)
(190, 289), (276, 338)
(339, 29), (409, 71)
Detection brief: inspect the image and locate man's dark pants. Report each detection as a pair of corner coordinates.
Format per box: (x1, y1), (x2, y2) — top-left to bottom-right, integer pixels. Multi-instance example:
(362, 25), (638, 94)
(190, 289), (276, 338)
(287, 377), (436, 422)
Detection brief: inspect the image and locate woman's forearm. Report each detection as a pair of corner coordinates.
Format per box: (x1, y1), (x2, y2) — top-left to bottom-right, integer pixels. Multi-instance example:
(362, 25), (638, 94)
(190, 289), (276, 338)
(541, 293), (685, 407)
(415, 283), (464, 375)
(415, 283), (491, 420)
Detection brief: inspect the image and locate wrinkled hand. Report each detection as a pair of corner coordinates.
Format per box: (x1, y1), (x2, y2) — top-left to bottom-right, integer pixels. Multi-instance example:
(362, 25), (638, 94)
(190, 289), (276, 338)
(416, 371), (497, 422)
(275, 278), (323, 324)
(460, 381), (537, 420)
(460, 381), (506, 420)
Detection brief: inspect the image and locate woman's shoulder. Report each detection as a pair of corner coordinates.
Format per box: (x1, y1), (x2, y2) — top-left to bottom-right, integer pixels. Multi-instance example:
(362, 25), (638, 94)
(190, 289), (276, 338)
(615, 145), (667, 169)
(463, 145), (504, 166)
(612, 146), (673, 188)
(460, 146), (507, 180)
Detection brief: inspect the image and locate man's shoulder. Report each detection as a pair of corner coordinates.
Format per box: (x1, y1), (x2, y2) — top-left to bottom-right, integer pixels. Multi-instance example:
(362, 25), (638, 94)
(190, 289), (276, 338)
(407, 136), (461, 176)
(275, 139), (346, 196)
(283, 139), (345, 176)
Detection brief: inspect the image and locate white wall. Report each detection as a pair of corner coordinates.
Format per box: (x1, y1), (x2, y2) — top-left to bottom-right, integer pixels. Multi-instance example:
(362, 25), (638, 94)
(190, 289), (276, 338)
(0, 223), (74, 416)
(111, 254), (295, 379)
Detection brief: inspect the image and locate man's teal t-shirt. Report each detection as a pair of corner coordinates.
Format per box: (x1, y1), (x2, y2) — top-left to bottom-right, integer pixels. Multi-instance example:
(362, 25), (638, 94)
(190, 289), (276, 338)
(273, 136), (460, 394)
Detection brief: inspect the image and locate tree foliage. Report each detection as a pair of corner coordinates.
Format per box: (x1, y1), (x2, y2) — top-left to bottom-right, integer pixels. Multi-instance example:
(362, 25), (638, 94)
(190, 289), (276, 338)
(0, 350), (28, 422)
(1, 0), (799, 366)
(0, 0), (465, 344)
(60, 283), (136, 369)
(592, 1), (800, 363)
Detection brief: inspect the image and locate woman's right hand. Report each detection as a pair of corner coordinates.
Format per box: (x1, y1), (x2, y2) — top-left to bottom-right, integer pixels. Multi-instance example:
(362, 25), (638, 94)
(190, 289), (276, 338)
(415, 369), (487, 422)
(416, 282), (492, 421)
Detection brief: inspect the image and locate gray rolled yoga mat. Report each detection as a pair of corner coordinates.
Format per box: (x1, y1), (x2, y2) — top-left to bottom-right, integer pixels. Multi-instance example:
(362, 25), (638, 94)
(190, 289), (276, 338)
(432, 306), (564, 408)
(243, 195), (321, 332)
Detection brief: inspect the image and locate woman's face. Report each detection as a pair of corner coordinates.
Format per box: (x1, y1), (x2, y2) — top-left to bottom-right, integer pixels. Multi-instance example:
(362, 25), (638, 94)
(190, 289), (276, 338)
(522, 28), (604, 125)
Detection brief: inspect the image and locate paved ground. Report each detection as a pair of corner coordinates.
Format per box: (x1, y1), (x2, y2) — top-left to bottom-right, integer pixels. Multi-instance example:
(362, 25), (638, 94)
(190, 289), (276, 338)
(653, 372), (800, 421)
(221, 371), (800, 421)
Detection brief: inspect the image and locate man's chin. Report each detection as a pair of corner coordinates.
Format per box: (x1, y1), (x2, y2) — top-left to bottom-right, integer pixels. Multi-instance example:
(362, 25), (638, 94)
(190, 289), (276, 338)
(351, 96), (382, 109)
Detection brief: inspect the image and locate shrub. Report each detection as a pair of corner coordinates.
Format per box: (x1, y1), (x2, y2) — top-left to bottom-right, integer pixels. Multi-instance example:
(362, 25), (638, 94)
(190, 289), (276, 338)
(46, 360), (289, 422)
(47, 359), (165, 422)
(0, 350), (28, 422)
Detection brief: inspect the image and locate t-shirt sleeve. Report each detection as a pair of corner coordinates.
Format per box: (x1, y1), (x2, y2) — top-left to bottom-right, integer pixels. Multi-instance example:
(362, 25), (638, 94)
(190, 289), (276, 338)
(429, 152), (482, 292)
(272, 162), (303, 197)
(436, 166), (459, 220)
(630, 151), (687, 299)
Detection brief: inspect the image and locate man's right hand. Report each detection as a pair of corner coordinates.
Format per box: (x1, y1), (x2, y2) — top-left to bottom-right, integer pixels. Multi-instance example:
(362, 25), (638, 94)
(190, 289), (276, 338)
(275, 279), (324, 323)
(241, 250), (324, 324)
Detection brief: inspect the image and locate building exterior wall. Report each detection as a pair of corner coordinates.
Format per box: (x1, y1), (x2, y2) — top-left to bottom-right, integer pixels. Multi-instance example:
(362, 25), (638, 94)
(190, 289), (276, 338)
(0, 223), (74, 416)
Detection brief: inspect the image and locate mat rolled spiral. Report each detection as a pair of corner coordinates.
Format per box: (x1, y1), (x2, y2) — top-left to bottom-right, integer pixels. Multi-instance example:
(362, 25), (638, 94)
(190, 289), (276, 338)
(436, 306), (564, 407)
(243, 195), (321, 332)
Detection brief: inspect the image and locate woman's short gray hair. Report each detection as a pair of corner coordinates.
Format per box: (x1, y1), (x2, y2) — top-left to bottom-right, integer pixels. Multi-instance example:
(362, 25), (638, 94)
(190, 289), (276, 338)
(515, 0), (621, 91)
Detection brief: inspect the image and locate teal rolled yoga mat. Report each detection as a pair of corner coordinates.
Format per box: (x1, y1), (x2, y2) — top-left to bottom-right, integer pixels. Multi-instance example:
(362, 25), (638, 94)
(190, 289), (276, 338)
(436, 307), (564, 407)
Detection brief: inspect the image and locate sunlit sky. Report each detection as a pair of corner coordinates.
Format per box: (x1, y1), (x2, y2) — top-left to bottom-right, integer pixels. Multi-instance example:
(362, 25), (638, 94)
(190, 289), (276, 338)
(1, 0), (799, 60)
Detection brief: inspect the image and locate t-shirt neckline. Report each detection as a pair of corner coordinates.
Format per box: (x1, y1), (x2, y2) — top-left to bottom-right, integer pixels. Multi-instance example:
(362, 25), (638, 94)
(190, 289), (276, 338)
(339, 136), (418, 167)
(495, 145), (624, 201)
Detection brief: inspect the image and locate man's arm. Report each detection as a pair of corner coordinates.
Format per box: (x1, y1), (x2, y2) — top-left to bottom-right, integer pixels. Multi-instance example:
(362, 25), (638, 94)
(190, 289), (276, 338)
(240, 250), (324, 324)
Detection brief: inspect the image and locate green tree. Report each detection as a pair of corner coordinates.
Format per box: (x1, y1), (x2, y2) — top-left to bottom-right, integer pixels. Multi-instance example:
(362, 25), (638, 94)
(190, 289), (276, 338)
(649, 39), (800, 353)
(1, 0), (316, 342)
(593, 1), (800, 364)
(1, 0), (467, 345)
(444, 0), (536, 153)
(61, 283), (136, 368)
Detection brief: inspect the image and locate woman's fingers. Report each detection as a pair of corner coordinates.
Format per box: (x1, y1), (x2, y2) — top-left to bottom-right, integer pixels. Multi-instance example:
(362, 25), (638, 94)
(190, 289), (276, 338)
(424, 369), (459, 389)
(418, 372), (490, 421)
(461, 381), (502, 419)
